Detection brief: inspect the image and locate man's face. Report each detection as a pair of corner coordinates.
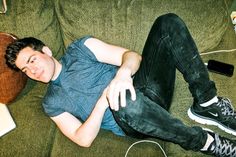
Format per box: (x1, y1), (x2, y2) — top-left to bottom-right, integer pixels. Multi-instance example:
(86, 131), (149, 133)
(15, 47), (56, 83)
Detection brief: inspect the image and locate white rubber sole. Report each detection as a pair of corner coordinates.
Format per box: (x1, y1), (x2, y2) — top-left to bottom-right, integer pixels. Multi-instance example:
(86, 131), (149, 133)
(187, 108), (236, 136)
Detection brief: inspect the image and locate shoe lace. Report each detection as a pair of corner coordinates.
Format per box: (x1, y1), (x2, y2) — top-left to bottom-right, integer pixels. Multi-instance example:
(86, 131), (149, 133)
(213, 134), (236, 157)
(217, 98), (236, 118)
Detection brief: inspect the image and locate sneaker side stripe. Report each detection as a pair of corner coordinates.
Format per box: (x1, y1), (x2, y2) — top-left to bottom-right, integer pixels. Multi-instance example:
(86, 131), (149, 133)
(188, 108), (236, 136)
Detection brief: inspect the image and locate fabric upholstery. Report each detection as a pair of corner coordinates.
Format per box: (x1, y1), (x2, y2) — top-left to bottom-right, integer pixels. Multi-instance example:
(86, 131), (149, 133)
(0, 0), (233, 157)
(0, 0), (64, 59)
(55, 0), (227, 53)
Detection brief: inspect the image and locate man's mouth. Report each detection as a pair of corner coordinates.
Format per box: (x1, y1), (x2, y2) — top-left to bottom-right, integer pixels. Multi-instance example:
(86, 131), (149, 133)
(36, 69), (44, 79)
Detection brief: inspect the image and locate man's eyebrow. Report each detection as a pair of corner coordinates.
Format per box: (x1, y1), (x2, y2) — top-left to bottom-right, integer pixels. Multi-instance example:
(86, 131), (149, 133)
(21, 54), (35, 71)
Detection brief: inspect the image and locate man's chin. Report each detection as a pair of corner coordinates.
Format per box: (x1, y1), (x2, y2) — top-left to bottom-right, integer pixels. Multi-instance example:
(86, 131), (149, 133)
(41, 80), (50, 84)
(35, 77), (50, 84)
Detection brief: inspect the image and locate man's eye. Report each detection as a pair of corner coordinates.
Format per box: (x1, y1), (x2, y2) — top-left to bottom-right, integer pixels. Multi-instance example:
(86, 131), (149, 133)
(30, 57), (36, 63)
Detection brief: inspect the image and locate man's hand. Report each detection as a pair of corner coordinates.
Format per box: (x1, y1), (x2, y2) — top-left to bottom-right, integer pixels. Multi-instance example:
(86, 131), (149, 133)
(106, 69), (136, 111)
(84, 38), (141, 111)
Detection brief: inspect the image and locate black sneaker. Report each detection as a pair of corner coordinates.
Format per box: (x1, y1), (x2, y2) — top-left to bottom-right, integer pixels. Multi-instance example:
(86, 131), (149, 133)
(188, 97), (236, 136)
(201, 131), (236, 157)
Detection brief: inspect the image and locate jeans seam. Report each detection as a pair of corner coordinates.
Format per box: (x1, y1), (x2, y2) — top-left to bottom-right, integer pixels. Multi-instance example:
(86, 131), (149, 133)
(145, 86), (165, 105)
(145, 34), (169, 88)
(164, 35), (186, 74)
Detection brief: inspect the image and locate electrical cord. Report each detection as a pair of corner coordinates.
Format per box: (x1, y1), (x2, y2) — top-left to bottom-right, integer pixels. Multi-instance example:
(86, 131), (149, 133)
(201, 48), (236, 68)
(125, 140), (168, 157)
(200, 48), (236, 56)
(0, 0), (7, 14)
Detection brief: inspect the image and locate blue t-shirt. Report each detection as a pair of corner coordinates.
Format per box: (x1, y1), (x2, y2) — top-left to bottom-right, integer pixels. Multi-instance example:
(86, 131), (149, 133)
(42, 36), (125, 136)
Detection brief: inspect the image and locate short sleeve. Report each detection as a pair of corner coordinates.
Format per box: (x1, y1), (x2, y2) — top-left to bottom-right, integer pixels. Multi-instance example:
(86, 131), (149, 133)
(42, 84), (65, 117)
(63, 35), (99, 63)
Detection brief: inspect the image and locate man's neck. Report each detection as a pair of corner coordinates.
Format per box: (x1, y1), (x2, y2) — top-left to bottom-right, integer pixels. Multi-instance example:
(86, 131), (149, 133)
(51, 58), (62, 81)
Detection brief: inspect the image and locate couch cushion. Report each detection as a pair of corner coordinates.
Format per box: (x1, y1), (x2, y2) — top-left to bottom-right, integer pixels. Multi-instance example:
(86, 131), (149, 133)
(0, 0), (64, 59)
(0, 83), (56, 157)
(0, 0), (62, 156)
(50, 129), (166, 157)
(55, 0), (228, 53)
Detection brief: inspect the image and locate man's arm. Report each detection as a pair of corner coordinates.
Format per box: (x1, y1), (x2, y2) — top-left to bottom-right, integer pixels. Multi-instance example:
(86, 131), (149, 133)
(51, 38), (141, 147)
(84, 38), (142, 110)
(50, 89), (109, 147)
(84, 37), (141, 67)
(107, 50), (142, 110)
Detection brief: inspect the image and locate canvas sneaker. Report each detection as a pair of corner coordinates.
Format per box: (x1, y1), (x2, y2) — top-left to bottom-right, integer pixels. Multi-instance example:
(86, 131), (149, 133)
(188, 97), (236, 136)
(201, 131), (236, 157)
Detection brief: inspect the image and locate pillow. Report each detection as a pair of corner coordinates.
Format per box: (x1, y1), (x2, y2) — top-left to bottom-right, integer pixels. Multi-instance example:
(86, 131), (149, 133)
(0, 32), (28, 104)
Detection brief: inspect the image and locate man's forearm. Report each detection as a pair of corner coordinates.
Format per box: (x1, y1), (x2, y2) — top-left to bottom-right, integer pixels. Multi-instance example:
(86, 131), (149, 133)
(117, 51), (142, 77)
(74, 92), (108, 147)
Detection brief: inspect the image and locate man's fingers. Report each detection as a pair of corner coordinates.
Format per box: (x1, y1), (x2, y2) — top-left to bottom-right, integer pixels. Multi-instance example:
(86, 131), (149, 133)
(129, 86), (136, 101)
(120, 89), (126, 108)
(107, 84), (115, 110)
(113, 87), (120, 111)
(107, 83), (120, 111)
(107, 80), (136, 111)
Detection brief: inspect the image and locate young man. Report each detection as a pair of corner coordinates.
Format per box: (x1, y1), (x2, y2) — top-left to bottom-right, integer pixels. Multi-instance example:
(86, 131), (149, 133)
(5, 13), (236, 156)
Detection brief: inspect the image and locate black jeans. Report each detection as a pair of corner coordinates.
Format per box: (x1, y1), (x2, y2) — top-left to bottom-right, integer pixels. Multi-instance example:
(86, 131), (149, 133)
(112, 13), (217, 151)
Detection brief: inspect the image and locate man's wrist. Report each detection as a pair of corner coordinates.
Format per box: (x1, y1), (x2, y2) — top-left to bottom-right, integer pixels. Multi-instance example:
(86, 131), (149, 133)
(117, 67), (132, 77)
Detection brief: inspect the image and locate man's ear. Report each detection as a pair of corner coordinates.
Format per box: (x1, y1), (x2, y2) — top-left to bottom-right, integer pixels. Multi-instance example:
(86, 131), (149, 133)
(42, 46), (52, 57)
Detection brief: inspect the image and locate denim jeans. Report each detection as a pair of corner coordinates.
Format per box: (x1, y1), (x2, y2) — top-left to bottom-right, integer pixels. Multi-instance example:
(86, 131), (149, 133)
(112, 13), (217, 151)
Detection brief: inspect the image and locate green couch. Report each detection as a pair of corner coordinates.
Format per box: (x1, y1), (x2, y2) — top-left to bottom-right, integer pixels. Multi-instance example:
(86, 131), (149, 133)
(0, 0), (235, 156)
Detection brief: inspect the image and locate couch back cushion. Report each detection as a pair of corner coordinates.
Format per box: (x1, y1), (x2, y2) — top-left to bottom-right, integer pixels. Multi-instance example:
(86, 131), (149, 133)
(55, 0), (228, 53)
(0, 0), (64, 59)
(0, 32), (27, 104)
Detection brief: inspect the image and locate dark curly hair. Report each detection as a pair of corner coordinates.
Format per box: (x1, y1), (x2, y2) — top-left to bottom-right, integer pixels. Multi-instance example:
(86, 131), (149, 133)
(5, 37), (45, 70)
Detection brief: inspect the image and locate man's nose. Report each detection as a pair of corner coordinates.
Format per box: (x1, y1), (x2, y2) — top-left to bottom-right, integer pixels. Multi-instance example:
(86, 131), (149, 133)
(28, 65), (37, 74)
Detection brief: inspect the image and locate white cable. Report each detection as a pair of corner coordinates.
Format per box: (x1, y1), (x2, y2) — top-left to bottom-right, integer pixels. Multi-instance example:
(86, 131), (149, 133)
(0, 0), (7, 14)
(200, 48), (236, 56)
(200, 48), (236, 66)
(125, 140), (168, 157)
